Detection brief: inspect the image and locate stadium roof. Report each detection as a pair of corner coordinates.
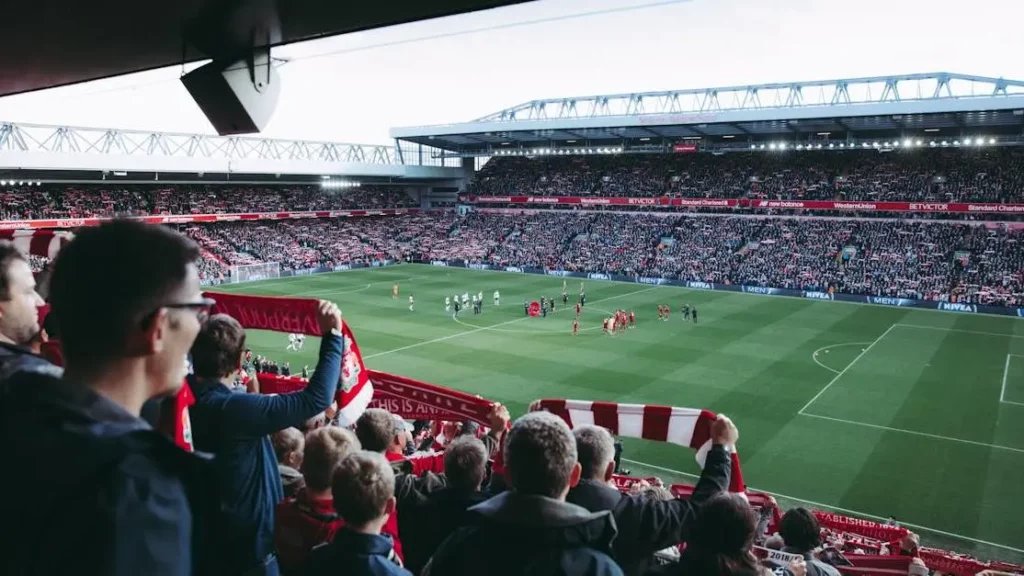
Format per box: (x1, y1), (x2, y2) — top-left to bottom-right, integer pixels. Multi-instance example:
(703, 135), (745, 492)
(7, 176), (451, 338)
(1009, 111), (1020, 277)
(0, 0), (529, 98)
(0, 121), (465, 184)
(391, 73), (1024, 155)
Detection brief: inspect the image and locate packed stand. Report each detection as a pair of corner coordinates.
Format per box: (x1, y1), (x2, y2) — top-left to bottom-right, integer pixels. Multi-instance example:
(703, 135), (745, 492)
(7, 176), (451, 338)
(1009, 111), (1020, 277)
(469, 149), (1024, 204)
(0, 184), (416, 220)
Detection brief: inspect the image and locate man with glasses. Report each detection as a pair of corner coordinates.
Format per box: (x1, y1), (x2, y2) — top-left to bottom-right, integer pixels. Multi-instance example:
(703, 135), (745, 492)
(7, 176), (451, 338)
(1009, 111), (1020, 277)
(189, 304), (343, 576)
(1, 220), (218, 575)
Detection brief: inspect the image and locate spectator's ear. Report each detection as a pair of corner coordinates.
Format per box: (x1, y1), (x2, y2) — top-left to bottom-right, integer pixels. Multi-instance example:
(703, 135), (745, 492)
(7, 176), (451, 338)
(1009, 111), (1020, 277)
(569, 461), (582, 489)
(603, 460), (615, 483)
(142, 308), (170, 354)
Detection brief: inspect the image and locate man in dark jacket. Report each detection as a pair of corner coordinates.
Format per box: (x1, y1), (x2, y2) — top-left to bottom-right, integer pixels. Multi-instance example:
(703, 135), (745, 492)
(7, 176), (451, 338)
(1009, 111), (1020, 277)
(424, 411), (624, 576)
(0, 221), (217, 576)
(0, 240), (51, 380)
(566, 421), (735, 576)
(189, 308), (343, 576)
(395, 436), (491, 575)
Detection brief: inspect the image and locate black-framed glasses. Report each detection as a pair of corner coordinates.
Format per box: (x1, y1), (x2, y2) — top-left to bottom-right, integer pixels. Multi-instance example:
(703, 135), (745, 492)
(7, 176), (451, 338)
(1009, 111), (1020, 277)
(153, 297), (217, 323)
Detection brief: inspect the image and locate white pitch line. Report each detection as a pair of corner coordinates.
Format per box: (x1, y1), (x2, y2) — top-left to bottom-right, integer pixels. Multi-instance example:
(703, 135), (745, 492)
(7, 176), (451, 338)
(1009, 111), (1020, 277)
(364, 286), (659, 360)
(620, 458), (1024, 554)
(799, 412), (1024, 454)
(1000, 354), (1024, 406)
(896, 323), (1024, 340)
(798, 324), (897, 415)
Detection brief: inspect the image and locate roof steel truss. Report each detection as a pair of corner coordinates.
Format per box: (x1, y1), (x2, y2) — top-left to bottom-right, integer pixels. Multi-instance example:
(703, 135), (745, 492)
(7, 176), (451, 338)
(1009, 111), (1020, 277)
(474, 73), (1024, 123)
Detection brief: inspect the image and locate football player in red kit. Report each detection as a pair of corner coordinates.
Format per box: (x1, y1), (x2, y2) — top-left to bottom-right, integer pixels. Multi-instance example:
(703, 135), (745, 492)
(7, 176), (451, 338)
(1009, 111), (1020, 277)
(662, 304), (670, 321)
(656, 305), (663, 320)
(572, 318), (579, 336)
(629, 310), (636, 327)
(575, 302), (582, 317)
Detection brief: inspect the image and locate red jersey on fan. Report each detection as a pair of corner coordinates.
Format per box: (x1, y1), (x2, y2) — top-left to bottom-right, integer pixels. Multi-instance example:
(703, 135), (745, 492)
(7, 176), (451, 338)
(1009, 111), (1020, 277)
(160, 381), (195, 452)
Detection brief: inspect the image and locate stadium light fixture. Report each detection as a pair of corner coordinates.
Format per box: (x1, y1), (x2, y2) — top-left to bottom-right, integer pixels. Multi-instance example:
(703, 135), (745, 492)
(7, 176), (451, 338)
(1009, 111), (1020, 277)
(989, 137), (996, 144)
(941, 140), (949, 146)
(795, 144), (803, 150)
(828, 143), (835, 149)
(974, 137), (984, 146)
(953, 140), (961, 146)
(750, 144), (756, 150)
(768, 142), (777, 150)
(759, 144), (765, 150)
(873, 142), (881, 148)
(903, 139), (912, 147)
(892, 141), (899, 148)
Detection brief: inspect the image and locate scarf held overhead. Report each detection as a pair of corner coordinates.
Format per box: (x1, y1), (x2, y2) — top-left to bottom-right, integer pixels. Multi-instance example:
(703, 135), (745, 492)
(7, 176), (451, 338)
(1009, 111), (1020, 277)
(204, 291), (373, 424)
(532, 399), (745, 493)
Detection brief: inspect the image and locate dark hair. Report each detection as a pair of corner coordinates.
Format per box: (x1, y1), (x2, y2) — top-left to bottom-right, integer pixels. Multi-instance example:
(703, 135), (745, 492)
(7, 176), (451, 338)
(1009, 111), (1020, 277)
(190, 314), (246, 378)
(677, 493), (760, 576)
(504, 411), (577, 498)
(0, 241), (27, 300)
(574, 425), (615, 480)
(779, 507), (821, 552)
(355, 408), (395, 453)
(48, 221), (199, 366)
(443, 436), (488, 492)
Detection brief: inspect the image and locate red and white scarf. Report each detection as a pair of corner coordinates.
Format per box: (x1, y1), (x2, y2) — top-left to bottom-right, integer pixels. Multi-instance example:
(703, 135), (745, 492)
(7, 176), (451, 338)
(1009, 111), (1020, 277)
(532, 399), (745, 494)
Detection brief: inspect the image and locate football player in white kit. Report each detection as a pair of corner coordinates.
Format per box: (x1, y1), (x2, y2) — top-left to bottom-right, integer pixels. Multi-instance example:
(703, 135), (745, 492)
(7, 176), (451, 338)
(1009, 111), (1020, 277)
(494, 290), (500, 305)
(409, 294), (415, 312)
(296, 334), (305, 350)
(462, 292), (470, 306)
(286, 333), (298, 351)
(445, 296), (451, 312)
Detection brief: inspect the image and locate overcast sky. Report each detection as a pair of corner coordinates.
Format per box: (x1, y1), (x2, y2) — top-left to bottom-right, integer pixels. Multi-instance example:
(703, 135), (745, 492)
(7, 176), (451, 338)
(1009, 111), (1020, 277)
(1, 0), (1021, 145)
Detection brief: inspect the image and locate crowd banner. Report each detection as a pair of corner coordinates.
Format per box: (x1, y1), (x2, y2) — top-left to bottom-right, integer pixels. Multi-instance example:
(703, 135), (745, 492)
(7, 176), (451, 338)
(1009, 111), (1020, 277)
(458, 195), (1024, 214)
(0, 208), (419, 231)
(413, 260), (1024, 317)
(257, 370), (494, 426)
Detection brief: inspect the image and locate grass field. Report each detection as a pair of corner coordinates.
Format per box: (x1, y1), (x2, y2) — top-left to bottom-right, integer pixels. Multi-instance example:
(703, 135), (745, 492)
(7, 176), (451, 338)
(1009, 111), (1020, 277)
(213, 264), (1024, 561)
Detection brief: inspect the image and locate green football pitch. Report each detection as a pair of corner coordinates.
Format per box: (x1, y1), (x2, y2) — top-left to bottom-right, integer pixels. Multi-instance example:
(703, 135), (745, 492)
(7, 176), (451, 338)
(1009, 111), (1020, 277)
(213, 264), (1024, 561)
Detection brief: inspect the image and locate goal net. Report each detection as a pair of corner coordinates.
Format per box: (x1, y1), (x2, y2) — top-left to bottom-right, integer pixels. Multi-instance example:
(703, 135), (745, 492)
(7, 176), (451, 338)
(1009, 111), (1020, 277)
(228, 262), (281, 284)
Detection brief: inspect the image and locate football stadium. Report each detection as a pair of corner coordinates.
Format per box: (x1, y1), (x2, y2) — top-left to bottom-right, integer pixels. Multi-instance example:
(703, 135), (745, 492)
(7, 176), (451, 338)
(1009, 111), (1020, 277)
(1, 1), (1023, 575)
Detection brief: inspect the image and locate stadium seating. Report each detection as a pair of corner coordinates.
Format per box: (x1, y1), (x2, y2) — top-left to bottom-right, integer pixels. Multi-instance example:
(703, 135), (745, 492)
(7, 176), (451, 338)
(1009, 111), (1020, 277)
(185, 212), (1024, 307)
(0, 184), (416, 220)
(470, 149), (1024, 203)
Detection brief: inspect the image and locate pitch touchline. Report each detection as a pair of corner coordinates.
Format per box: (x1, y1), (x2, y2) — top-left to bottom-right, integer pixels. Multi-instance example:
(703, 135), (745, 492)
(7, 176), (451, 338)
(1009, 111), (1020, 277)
(799, 412), (1024, 454)
(798, 324), (897, 415)
(620, 458), (1024, 554)
(363, 287), (659, 360)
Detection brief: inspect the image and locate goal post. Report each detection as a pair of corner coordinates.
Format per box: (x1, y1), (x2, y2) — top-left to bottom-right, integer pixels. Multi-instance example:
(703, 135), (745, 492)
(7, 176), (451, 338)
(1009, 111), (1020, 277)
(228, 262), (281, 284)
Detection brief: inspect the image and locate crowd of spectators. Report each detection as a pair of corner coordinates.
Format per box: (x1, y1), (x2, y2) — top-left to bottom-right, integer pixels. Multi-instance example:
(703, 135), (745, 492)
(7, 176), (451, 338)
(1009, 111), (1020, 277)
(179, 211), (1024, 306)
(0, 220), (1019, 576)
(0, 184), (416, 221)
(469, 149), (1024, 204)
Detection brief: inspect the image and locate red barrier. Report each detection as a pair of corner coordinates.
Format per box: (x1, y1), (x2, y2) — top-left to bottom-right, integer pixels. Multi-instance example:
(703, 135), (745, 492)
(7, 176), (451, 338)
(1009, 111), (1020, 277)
(460, 195), (1024, 213)
(0, 208), (419, 231)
